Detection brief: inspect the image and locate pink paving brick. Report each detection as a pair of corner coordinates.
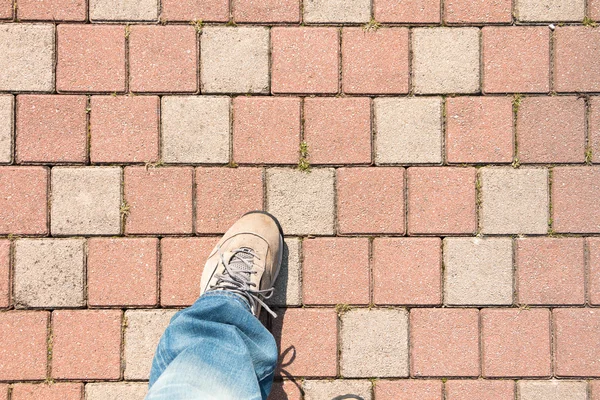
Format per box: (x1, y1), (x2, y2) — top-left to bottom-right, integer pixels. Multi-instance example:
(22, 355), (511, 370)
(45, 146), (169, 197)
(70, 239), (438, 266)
(407, 167), (477, 235)
(161, 0), (229, 21)
(87, 238), (158, 306)
(90, 96), (159, 163)
(516, 238), (585, 305)
(0, 0), (12, 19)
(337, 167), (405, 234)
(592, 0), (600, 20)
(373, 238), (441, 305)
(196, 168), (263, 234)
(446, 96), (513, 164)
(268, 380), (303, 400)
(0, 385), (5, 400)
(11, 383), (83, 400)
(411, 308), (479, 377)
(554, 308), (600, 376)
(342, 27), (409, 94)
(0, 240), (9, 308)
(234, 0), (300, 22)
(0, 167), (48, 235)
(375, 379), (442, 400)
(129, 26), (197, 93)
(552, 167), (600, 233)
(52, 310), (122, 379)
(481, 308), (551, 377)
(272, 308), (337, 377)
(16, 95), (87, 163)
(483, 27), (550, 93)
(593, 381), (600, 400)
(233, 97), (300, 165)
(517, 97), (585, 163)
(445, 380), (515, 400)
(374, 0), (440, 22)
(125, 167), (193, 235)
(591, 97), (600, 164)
(271, 27), (339, 94)
(18, 0), (86, 21)
(302, 238), (369, 305)
(57, 25), (126, 92)
(589, 238), (600, 305)
(304, 97), (371, 164)
(445, 0), (511, 22)
(555, 27), (600, 92)
(0, 311), (48, 380)
(161, 237), (219, 306)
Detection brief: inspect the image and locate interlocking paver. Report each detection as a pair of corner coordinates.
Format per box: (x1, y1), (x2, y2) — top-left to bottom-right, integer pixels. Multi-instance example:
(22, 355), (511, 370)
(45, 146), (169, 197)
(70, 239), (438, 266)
(302, 238), (369, 305)
(516, 238), (585, 305)
(516, 0), (584, 21)
(267, 238), (302, 307)
(303, 380), (372, 400)
(16, 95), (87, 163)
(554, 27), (600, 92)
(0, 0), (11, 19)
(90, 0), (158, 20)
(0, 167), (48, 235)
(14, 239), (85, 308)
(0, 240), (8, 308)
(592, 0), (600, 19)
(269, 380), (303, 400)
(0, 311), (48, 380)
(124, 310), (178, 379)
(161, 0), (229, 21)
(412, 28), (480, 94)
(51, 167), (121, 235)
(304, 97), (371, 164)
(88, 238), (158, 306)
(0, 24), (54, 91)
(445, 380), (515, 400)
(593, 381), (600, 400)
(375, 380), (442, 400)
(0, 95), (11, 164)
(483, 27), (550, 93)
(85, 383), (148, 400)
(589, 238), (600, 305)
(233, 0), (300, 22)
(554, 308), (600, 376)
(161, 96), (230, 164)
(374, 0), (440, 22)
(11, 383), (83, 400)
(18, 0), (86, 21)
(552, 167), (600, 233)
(592, 97), (600, 164)
(304, 0), (370, 22)
(518, 380), (587, 400)
(444, 237), (513, 306)
(445, 0), (511, 22)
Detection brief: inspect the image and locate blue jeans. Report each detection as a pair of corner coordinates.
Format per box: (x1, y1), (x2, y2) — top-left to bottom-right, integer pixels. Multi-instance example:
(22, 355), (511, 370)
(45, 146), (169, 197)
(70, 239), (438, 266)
(146, 291), (279, 400)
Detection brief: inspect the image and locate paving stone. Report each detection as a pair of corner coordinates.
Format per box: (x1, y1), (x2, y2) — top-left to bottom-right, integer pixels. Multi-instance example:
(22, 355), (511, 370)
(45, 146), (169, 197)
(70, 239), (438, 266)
(91, 95), (159, 163)
(446, 96), (513, 163)
(483, 27), (550, 93)
(85, 383), (148, 400)
(161, 0), (229, 21)
(480, 167), (549, 234)
(373, 238), (441, 305)
(233, 0), (300, 22)
(375, 380), (442, 400)
(272, 27), (339, 94)
(552, 167), (600, 233)
(444, 237), (513, 306)
(554, 308), (600, 376)
(0, 0), (11, 19)
(303, 380), (372, 400)
(407, 167), (477, 235)
(374, 0), (440, 22)
(0, 24), (54, 91)
(341, 308), (408, 377)
(445, 0), (511, 22)
(90, 0), (158, 20)
(304, 0), (370, 22)
(517, 97), (585, 163)
(0, 311), (48, 380)
(196, 167), (263, 233)
(374, 97), (442, 164)
(125, 309), (177, 380)
(160, 237), (219, 306)
(412, 28), (480, 94)
(303, 238), (369, 305)
(233, 97), (300, 165)
(161, 96), (230, 164)
(201, 27), (269, 94)
(589, 238), (600, 305)
(18, 0), (86, 20)
(268, 380), (303, 400)
(0, 167), (48, 235)
(125, 167), (193, 234)
(267, 238), (302, 307)
(0, 95), (12, 163)
(11, 383), (83, 400)
(592, 97), (600, 164)
(518, 380), (587, 400)
(266, 168), (334, 235)
(445, 380), (515, 400)
(592, 0), (600, 19)
(516, 238), (585, 305)
(130, 26), (197, 93)
(272, 308), (337, 377)
(88, 238), (158, 306)
(554, 27), (600, 92)
(481, 308), (551, 377)
(14, 239), (84, 308)
(342, 27), (409, 95)
(337, 167), (405, 234)
(51, 167), (121, 235)
(57, 25), (125, 92)
(410, 308), (480, 377)
(593, 381), (600, 400)
(0, 241), (8, 308)
(516, 0), (584, 21)
(304, 97), (371, 164)
(16, 95), (87, 163)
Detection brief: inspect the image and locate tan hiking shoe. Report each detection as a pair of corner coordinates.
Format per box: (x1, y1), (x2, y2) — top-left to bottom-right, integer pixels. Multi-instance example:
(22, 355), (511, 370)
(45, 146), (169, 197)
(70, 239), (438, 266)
(200, 211), (284, 317)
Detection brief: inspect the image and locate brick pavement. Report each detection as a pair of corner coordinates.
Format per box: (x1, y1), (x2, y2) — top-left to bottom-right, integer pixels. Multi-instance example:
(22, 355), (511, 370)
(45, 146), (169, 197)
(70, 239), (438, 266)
(0, 0), (599, 399)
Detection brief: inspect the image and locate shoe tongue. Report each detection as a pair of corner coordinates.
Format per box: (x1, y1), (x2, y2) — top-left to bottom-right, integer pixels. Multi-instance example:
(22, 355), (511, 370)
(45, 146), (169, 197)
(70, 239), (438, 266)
(229, 248), (254, 271)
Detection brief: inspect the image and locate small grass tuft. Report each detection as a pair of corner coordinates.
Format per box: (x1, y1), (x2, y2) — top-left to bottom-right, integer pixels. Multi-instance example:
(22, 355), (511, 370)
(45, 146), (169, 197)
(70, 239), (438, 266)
(585, 146), (593, 165)
(190, 19), (203, 33)
(363, 18), (381, 31)
(125, 24), (131, 39)
(298, 141), (310, 172)
(512, 93), (524, 114)
(335, 303), (352, 315)
(120, 201), (130, 218)
(145, 159), (165, 170)
(511, 157), (521, 169)
(226, 18), (237, 27)
(228, 160), (239, 168)
(583, 16), (598, 27)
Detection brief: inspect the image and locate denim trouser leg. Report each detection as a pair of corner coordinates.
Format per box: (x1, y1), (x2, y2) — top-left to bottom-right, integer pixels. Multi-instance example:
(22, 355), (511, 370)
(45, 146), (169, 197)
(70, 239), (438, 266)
(145, 291), (279, 400)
